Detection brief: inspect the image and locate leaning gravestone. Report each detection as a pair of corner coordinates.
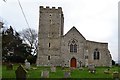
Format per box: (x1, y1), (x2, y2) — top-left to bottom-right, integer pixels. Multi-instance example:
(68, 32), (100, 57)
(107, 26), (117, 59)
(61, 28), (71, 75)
(15, 64), (27, 80)
(51, 66), (56, 72)
(6, 63), (13, 70)
(88, 64), (96, 73)
(64, 71), (71, 78)
(25, 59), (30, 70)
(41, 70), (49, 78)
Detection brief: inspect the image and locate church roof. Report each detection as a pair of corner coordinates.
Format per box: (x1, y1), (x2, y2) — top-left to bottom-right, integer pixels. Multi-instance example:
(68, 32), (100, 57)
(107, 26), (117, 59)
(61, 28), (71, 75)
(86, 40), (108, 44)
(64, 26), (86, 40)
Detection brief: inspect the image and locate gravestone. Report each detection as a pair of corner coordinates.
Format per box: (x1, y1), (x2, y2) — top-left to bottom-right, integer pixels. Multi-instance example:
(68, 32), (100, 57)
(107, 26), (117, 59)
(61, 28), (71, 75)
(32, 67), (37, 70)
(25, 59), (30, 70)
(88, 64), (96, 73)
(62, 66), (65, 70)
(113, 71), (119, 79)
(6, 63), (13, 70)
(51, 66), (56, 72)
(104, 69), (111, 74)
(70, 67), (74, 72)
(78, 61), (82, 67)
(15, 64), (27, 80)
(64, 71), (71, 78)
(61, 63), (66, 70)
(41, 70), (49, 78)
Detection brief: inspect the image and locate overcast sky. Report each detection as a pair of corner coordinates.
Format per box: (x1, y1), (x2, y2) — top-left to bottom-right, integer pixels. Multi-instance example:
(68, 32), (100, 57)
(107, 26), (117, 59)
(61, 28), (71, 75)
(0, 0), (119, 62)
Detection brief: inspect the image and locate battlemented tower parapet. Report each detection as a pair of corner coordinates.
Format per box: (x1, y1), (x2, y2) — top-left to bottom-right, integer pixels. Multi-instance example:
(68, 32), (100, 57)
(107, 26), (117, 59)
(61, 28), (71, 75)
(40, 6), (63, 14)
(40, 6), (62, 10)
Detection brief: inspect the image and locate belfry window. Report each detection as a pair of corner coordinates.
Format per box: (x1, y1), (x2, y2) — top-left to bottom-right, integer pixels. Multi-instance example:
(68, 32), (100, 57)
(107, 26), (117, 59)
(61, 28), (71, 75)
(70, 40), (77, 53)
(93, 48), (100, 60)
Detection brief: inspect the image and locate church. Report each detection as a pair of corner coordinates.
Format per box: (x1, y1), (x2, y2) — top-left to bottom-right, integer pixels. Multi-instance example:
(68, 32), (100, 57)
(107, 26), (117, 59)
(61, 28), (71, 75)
(36, 6), (112, 67)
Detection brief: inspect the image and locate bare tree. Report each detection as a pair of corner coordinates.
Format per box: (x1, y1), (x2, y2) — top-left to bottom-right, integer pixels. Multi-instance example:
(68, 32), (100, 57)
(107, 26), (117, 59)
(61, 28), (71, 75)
(20, 28), (38, 55)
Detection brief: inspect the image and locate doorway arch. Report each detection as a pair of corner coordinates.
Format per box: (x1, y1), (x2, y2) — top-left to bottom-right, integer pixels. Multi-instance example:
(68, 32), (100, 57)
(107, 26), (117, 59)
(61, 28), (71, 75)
(70, 57), (77, 68)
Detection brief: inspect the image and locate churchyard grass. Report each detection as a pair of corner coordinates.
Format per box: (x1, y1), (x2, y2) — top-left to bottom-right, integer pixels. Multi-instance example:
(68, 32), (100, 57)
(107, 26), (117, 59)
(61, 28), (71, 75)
(2, 64), (120, 79)
(0, 65), (2, 78)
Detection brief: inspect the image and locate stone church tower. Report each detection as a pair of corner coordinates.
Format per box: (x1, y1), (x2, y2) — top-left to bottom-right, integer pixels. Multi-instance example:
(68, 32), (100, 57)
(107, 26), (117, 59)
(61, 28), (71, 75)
(36, 6), (64, 66)
(36, 6), (112, 67)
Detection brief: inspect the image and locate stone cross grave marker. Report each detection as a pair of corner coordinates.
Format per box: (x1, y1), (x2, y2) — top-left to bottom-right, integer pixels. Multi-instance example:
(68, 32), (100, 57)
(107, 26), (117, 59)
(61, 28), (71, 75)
(15, 64), (27, 80)
(6, 63), (13, 70)
(25, 59), (30, 70)
(51, 65), (56, 72)
(41, 70), (49, 78)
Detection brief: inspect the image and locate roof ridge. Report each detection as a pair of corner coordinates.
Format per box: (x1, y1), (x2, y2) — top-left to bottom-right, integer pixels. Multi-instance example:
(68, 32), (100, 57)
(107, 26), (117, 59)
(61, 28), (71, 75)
(64, 26), (86, 40)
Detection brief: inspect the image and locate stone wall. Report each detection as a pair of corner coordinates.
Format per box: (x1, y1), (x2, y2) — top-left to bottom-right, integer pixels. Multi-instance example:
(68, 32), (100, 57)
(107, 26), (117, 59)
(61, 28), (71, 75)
(61, 27), (86, 67)
(86, 40), (112, 67)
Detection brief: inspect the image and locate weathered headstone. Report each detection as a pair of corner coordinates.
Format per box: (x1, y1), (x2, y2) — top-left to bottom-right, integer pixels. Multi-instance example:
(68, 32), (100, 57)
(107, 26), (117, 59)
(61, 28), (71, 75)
(64, 71), (71, 78)
(6, 63), (13, 70)
(15, 64), (27, 80)
(25, 62), (30, 70)
(41, 70), (49, 78)
(104, 69), (111, 74)
(51, 66), (56, 72)
(113, 71), (119, 79)
(88, 64), (96, 73)
(70, 67), (74, 72)
(25, 59), (30, 70)
(32, 67), (37, 70)
(25, 59), (27, 63)
(62, 66), (65, 70)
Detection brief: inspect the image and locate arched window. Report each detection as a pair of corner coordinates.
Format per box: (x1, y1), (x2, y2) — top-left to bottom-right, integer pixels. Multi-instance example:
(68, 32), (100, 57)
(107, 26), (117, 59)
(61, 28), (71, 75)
(94, 52), (97, 59)
(70, 40), (77, 53)
(74, 44), (77, 53)
(70, 44), (74, 52)
(93, 48), (100, 60)
(97, 52), (99, 59)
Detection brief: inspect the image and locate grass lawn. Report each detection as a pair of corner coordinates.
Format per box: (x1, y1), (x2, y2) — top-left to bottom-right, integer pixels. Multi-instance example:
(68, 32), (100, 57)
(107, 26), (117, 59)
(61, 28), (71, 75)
(0, 65), (2, 78)
(2, 64), (120, 79)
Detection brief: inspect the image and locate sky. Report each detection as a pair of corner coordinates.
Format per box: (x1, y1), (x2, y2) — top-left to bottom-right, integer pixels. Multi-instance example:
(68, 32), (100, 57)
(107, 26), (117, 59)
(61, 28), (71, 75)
(0, 0), (119, 62)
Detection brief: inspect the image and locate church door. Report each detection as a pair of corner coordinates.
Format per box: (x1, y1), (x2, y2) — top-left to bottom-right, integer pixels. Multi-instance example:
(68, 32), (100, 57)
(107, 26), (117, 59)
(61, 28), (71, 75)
(70, 58), (76, 68)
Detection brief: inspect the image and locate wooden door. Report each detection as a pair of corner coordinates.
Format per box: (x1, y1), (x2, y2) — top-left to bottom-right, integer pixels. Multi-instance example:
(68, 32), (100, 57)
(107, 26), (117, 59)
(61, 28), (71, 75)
(70, 58), (76, 68)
